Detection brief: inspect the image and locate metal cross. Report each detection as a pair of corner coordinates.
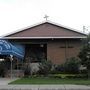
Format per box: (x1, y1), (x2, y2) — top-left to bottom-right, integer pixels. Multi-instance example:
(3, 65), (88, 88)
(44, 15), (49, 21)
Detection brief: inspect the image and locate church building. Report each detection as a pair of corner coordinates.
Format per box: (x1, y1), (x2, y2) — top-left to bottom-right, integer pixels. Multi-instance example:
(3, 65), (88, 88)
(4, 21), (86, 64)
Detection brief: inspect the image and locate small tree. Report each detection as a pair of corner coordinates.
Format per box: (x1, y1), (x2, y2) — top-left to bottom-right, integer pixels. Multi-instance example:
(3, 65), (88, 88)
(78, 33), (90, 78)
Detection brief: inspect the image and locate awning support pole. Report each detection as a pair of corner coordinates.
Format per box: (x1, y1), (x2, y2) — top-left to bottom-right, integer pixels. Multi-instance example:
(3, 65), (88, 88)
(10, 55), (13, 79)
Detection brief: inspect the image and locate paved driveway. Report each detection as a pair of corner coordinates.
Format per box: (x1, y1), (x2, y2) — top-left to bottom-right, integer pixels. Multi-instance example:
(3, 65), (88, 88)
(0, 78), (17, 85)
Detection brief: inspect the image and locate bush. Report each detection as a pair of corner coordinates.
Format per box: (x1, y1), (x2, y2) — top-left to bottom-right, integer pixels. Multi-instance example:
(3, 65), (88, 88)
(37, 59), (53, 76)
(50, 57), (81, 74)
(50, 64), (65, 74)
(66, 74), (87, 79)
(55, 64), (65, 73)
(0, 61), (6, 77)
(24, 65), (31, 77)
(80, 69), (87, 74)
(49, 74), (87, 79)
(64, 57), (81, 74)
(48, 74), (62, 78)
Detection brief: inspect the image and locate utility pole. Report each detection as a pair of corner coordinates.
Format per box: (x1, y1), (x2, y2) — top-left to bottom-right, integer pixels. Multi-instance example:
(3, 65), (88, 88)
(83, 26), (89, 33)
(83, 26), (86, 33)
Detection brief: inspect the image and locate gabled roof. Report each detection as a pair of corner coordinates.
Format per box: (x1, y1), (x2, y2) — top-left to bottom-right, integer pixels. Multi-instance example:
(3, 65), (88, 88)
(4, 21), (87, 39)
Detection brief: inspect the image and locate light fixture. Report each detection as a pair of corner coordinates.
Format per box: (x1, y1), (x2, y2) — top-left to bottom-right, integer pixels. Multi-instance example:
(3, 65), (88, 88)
(40, 44), (44, 47)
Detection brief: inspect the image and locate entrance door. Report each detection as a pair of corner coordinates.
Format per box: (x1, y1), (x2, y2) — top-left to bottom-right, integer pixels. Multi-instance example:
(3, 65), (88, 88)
(25, 44), (47, 62)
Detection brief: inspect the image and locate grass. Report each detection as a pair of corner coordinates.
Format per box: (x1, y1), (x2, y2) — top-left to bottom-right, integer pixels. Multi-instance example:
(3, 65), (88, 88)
(9, 77), (90, 85)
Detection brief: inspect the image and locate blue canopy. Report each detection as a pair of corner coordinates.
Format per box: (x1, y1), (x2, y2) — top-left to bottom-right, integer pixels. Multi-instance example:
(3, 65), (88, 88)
(0, 40), (24, 59)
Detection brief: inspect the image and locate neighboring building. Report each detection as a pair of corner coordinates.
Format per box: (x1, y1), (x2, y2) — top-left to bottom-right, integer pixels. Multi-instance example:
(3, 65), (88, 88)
(4, 21), (87, 65)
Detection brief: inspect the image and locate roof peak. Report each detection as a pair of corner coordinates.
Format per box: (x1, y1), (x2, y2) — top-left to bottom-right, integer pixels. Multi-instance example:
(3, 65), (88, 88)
(2, 20), (87, 37)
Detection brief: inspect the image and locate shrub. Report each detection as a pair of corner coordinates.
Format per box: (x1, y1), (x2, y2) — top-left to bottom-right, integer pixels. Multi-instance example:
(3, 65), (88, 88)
(37, 59), (53, 76)
(48, 74), (62, 78)
(66, 74), (87, 79)
(64, 57), (81, 74)
(55, 64), (65, 73)
(50, 64), (65, 74)
(80, 69), (87, 74)
(24, 65), (31, 77)
(0, 61), (6, 77)
(51, 57), (81, 74)
(49, 74), (87, 79)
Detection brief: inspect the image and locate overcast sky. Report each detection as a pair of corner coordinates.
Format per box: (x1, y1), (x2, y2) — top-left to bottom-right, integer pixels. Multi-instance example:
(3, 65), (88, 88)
(0, 0), (90, 36)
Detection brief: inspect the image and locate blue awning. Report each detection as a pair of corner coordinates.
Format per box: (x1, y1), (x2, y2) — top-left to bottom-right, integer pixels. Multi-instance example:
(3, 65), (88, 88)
(0, 40), (24, 59)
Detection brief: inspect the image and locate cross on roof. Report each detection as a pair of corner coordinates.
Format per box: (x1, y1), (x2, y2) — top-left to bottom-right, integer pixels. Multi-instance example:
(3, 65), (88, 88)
(44, 15), (49, 21)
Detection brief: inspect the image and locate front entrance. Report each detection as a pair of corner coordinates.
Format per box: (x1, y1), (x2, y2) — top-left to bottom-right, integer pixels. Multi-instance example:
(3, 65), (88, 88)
(25, 44), (47, 62)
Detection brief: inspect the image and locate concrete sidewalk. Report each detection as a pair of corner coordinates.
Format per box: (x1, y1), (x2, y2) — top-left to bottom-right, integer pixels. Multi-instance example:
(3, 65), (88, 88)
(0, 85), (90, 90)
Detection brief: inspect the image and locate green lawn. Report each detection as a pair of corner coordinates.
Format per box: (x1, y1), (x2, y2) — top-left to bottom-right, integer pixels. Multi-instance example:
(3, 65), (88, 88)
(9, 77), (90, 85)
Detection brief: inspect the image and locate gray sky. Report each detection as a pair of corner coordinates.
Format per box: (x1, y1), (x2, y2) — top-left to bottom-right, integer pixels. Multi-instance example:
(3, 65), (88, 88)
(0, 0), (90, 36)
